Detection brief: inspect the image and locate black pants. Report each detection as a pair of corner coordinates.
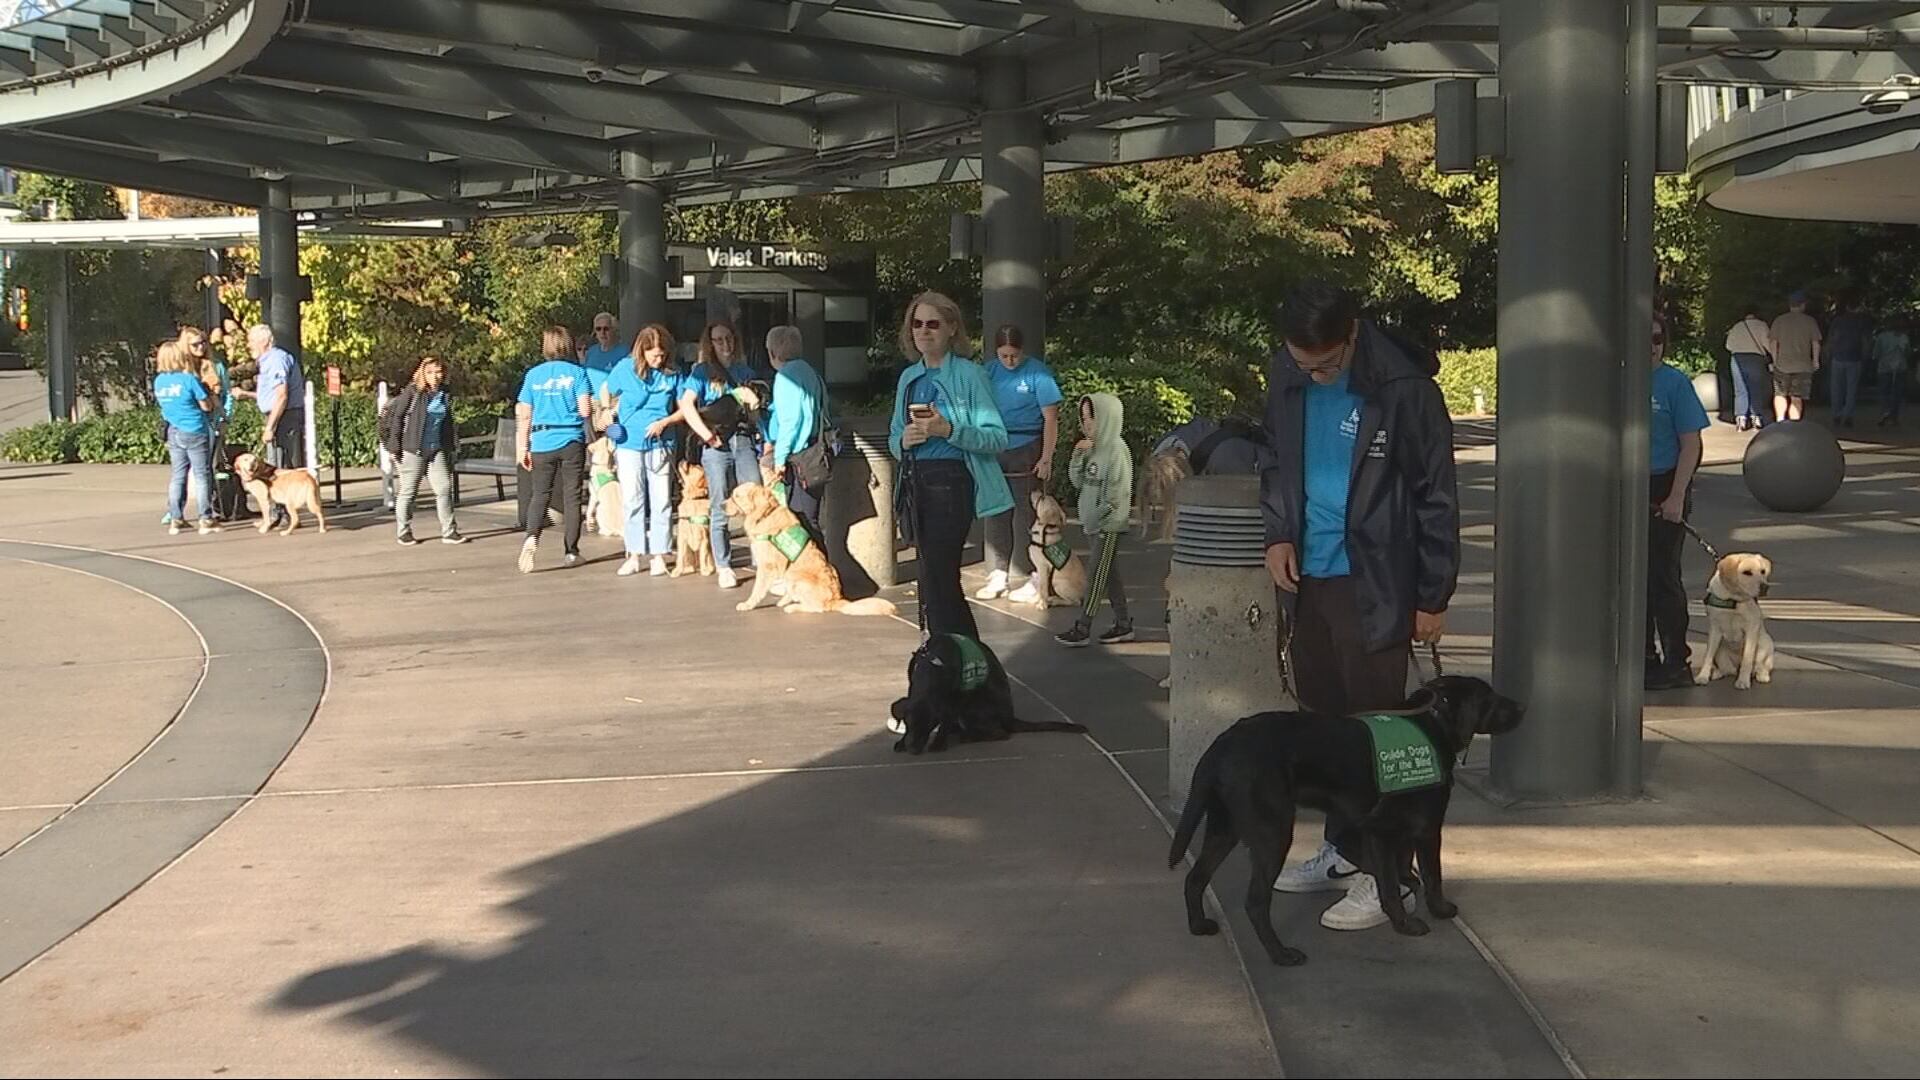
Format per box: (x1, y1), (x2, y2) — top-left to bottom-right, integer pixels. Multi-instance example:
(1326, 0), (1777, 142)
(785, 462), (824, 547)
(1288, 575), (1412, 861)
(527, 442), (585, 555)
(264, 411), (305, 522)
(1648, 471), (1692, 672)
(910, 459), (978, 640)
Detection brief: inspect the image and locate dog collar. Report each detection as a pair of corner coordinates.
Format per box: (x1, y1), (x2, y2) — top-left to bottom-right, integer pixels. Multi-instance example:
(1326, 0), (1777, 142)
(1703, 593), (1739, 610)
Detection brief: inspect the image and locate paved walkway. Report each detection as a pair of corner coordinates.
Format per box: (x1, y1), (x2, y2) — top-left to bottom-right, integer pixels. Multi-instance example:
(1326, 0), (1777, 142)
(0, 467), (1274, 1078)
(5, 404), (1919, 1076)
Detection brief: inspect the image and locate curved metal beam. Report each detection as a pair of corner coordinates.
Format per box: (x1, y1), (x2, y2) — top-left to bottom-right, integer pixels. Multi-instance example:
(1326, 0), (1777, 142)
(0, 0), (289, 126)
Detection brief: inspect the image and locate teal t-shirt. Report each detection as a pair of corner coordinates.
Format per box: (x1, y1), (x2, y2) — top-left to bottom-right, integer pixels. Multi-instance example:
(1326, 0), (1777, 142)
(517, 360), (590, 453)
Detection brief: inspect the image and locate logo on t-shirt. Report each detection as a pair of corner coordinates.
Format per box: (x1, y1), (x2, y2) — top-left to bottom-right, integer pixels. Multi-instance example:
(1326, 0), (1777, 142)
(157, 383), (186, 400)
(1340, 406), (1360, 440)
(533, 374), (579, 393)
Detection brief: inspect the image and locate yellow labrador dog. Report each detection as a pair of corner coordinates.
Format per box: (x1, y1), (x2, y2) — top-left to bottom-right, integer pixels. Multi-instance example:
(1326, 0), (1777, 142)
(232, 452), (326, 536)
(1695, 552), (1775, 690)
(1024, 490), (1088, 608)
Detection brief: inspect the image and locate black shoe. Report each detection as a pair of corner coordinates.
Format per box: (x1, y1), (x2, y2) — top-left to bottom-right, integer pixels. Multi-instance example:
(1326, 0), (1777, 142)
(1645, 665), (1694, 691)
(397, 531), (420, 546)
(442, 533), (470, 545)
(1055, 623), (1092, 648)
(1098, 622), (1136, 645)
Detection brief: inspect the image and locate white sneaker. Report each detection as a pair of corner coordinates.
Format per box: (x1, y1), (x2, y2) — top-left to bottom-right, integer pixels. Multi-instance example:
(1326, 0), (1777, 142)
(1007, 581), (1041, 604)
(718, 567), (739, 590)
(618, 555), (641, 576)
(168, 520), (184, 536)
(517, 536), (537, 574)
(649, 556), (668, 577)
(1271, 842), (1361, 893)
(886, 713), (907, 735)
(563, 553), (581, 569)
(975, 570), (1009, 600)
(1319, 873), (1417, 932)
(198, 519), (219, 535)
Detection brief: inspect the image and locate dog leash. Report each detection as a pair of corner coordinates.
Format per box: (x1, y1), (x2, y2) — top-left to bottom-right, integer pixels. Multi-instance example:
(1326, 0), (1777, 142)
(1677, 516), (1721, 563)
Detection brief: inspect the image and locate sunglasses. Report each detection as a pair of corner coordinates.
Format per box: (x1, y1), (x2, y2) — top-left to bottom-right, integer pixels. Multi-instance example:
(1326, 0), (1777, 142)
(912, 318), (943, 330)
(594, 325), (614, 332)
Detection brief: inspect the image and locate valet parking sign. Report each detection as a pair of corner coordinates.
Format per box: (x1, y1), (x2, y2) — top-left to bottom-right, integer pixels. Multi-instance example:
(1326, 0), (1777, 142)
(703, 244), (831, 271)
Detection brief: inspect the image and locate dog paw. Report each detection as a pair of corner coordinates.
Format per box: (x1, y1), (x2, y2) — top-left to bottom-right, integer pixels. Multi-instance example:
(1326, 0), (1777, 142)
(1755, 670), (1772, 684)
(1428, 899), (1458, 920)
(1393, 917), (1431, 937)
(1268, 946), (1308, 967)
(1188, 918), (1220, 937)
(735, 600), (759, 612)
(1734, 676), (1752, 690)
(1694, 669), (1712, 685)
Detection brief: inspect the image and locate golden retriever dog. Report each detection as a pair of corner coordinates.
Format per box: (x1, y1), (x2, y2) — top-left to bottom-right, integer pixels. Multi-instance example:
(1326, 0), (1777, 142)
(1695, 552), (1776, 690)
(1136, 447), (1193, 541)
(726, 482), (895, 616)
(671, 461), (716, 578)
(584, 436), (625, 537)
(1024, 490), (1088, 608)
(232, 452), (327, 536)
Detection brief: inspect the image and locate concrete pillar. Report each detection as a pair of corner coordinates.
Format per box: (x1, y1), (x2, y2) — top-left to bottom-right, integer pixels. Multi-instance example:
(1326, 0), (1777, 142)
(821, 417), (898, 594)
(1489, 0), (1627, 802)
(1166, 475), (1286, 808)
(980, 58), (1046, 355)
(261, 178), (300, 359)
(46, 250), (72, 422)
(1616, 0), (1658, 796)
(618, 149), (667, 346)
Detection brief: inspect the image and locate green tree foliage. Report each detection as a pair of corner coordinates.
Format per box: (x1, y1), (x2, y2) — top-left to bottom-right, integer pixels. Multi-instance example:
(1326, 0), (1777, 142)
(9, 174), (208, 411)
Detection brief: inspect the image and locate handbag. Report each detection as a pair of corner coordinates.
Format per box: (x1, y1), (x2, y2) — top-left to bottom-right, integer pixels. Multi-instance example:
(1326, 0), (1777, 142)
(156, 417), (171, 444)
(786, 374), (837, 491)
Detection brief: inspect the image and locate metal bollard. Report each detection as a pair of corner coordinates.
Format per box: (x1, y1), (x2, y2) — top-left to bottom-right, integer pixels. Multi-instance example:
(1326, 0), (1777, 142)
(1167, 475), (1288, 809)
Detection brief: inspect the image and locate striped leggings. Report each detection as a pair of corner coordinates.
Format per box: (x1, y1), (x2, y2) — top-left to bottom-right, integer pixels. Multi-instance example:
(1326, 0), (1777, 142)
(1079, 529), (1131, 625)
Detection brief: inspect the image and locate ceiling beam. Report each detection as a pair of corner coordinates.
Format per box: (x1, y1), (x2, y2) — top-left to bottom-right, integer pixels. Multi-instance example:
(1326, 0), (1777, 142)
(42, 112), (463, 196)
(0, 133), (266, 206)
(295, 0), (977, 106)
(171, 82), (619, 177)
(244, 38), (822, 148)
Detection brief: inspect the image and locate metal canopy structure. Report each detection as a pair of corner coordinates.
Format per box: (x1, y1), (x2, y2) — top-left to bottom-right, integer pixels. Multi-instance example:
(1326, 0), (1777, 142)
(5, 2), (1918, 217)
(7, 0), (1920, 804)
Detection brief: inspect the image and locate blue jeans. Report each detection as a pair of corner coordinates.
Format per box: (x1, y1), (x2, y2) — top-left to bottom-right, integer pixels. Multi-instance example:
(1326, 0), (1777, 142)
(167, 427), (212, 523)
(1731, 353), (1771, 424)
(1831, 360), (1865, 420)
(616, 446), (674, 555)
(701, 433), (758, 569)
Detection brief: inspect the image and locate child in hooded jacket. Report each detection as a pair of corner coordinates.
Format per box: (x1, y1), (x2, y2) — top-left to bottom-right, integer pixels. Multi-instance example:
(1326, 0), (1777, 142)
(1057, 392), (1135, 648)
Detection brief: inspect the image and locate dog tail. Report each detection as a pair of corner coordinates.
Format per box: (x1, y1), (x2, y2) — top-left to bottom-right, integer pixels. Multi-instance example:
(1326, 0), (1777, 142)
(1168, 774), (1211, 869)
(833, 597), (899, 616)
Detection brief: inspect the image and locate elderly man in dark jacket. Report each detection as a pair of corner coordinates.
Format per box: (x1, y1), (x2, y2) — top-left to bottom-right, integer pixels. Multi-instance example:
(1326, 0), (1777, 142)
(1259, 280), (1460, 932)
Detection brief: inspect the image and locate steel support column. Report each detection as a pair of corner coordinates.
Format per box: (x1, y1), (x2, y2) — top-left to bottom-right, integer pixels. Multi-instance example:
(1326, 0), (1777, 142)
(46, 250), (73, 422)
(261, 178), (301, 360)
(1616, 0), (1657, 798)
(618, 149), (667, 347)
(980, 58), (1046, 354)
(1490, 0), (1626, 801)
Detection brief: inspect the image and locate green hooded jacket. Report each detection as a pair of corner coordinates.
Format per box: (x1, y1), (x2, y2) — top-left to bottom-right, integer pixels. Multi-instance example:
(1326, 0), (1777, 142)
(1069, 391), (1133, 534)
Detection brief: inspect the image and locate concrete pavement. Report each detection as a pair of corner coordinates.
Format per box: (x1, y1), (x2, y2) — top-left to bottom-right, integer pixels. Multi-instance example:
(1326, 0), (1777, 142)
(0, 465), (1277, 1078)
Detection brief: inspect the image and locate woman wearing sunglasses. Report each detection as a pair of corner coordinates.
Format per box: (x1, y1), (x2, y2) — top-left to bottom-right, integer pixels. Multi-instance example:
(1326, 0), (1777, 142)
(888, 291), (1011, 645)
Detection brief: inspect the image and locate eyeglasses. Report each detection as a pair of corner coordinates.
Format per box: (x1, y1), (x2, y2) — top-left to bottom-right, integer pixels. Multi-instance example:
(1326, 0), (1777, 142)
(912, 318), (943, 330)
(593, 325), (614, 333)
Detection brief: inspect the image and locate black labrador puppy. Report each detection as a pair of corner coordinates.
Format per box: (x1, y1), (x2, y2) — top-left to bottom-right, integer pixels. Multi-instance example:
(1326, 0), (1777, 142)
(1168, 675), (1524, 966)
(890, 634), (1086, 754)
(681, 380), (771, 467)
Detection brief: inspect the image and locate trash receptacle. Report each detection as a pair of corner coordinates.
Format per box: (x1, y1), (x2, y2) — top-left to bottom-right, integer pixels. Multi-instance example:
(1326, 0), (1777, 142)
(822, 417), (898, 596)
(1167, 474), (1288, 809)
